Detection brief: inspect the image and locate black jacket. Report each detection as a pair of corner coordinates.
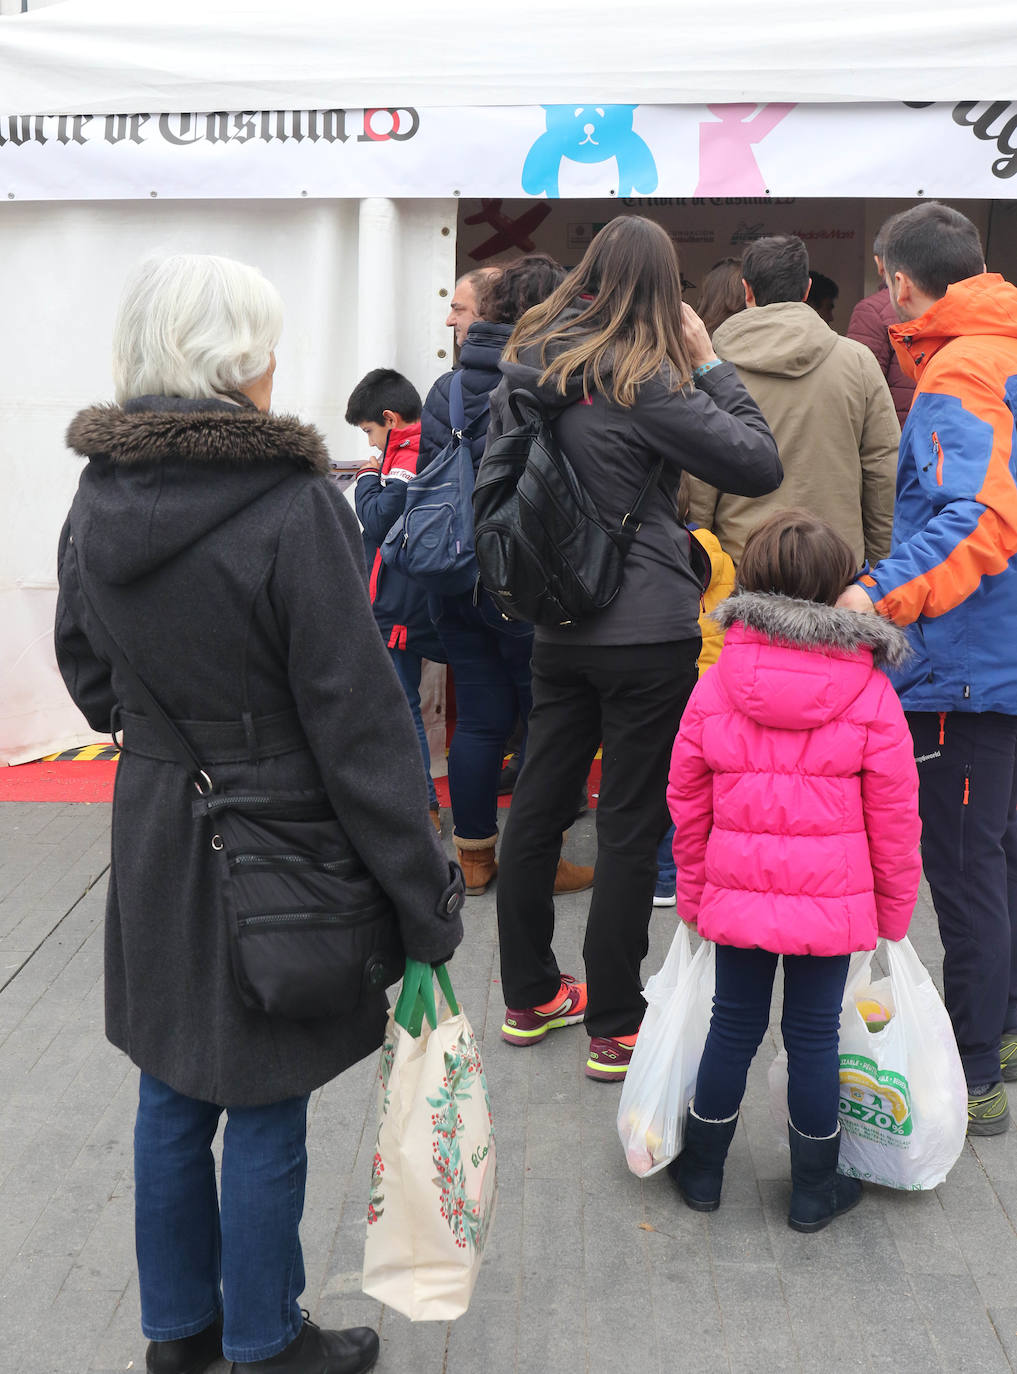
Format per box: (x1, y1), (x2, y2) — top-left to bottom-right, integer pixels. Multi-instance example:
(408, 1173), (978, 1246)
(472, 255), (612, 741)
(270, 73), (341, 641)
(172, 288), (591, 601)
(488, 350), (782, 645)
(55, 396), (463, 1106)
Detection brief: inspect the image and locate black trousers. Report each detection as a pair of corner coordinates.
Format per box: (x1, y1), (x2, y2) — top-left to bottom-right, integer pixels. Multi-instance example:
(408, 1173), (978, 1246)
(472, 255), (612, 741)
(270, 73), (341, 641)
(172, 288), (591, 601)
(496, 638), (700, 1038)
(908, 710), (1017, 1088)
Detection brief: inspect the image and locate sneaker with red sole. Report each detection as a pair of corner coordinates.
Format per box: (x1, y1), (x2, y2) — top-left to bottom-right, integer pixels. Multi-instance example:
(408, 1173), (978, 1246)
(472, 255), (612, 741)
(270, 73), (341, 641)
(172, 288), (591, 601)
(501, 974), (588, 1045)
(586, 1032), (639, 1081)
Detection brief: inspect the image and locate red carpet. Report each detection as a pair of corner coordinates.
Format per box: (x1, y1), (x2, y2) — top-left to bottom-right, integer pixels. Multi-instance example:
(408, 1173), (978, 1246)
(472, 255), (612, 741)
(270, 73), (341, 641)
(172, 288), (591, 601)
(2, 756), (602, 809)
(434, 756), (601, 810)
(0, 760), (118, 803)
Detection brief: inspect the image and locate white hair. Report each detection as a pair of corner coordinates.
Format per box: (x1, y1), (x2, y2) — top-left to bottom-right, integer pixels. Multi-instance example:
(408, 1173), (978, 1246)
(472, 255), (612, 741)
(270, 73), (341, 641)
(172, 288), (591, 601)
(112, 253), (284, 405)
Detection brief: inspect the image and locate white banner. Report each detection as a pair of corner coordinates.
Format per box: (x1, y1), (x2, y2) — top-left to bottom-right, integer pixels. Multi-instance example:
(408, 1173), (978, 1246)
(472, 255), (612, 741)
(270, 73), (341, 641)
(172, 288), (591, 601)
(4, 102), (1017, 202)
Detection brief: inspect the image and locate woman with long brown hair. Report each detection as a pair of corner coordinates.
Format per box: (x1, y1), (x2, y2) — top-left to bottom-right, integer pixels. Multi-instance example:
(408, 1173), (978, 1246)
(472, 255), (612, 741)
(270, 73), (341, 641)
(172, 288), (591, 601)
(490, 216), (781, 1080)
(696, 256), (747, 336)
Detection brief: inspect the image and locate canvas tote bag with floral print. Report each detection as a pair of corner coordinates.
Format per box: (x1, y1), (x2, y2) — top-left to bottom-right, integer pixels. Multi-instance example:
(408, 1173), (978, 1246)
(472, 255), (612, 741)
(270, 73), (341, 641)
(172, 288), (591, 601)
(362, 961), (497, 1320)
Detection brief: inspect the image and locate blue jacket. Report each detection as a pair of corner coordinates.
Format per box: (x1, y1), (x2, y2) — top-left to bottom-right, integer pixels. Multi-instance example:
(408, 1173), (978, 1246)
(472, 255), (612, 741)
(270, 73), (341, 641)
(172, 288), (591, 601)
(354, 422), (445, 660)
(420, 321), (513, 472)
(859, 274), (1017, 712)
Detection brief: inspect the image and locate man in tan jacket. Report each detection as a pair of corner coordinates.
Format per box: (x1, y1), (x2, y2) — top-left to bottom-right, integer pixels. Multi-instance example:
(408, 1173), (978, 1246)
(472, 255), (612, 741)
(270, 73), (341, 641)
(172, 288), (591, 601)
(687, 234), (899, 567)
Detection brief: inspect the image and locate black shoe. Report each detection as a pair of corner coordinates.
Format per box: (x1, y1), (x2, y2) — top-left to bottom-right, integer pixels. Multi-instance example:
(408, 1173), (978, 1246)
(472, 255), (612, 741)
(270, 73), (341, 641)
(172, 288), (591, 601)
(667, 1105), (738, 1212)
(231, 1315), (379, 1374)
(147, 1315), (223, 1374)
(787, 1122), (863, 1233)
(497, 757), (520, 795)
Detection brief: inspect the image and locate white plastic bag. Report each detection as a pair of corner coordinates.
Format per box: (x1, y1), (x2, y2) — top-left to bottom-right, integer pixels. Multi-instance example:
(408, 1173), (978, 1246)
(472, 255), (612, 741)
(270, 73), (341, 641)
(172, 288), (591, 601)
(617, 924), (716, 1177)
(768, 937), (967, 1190)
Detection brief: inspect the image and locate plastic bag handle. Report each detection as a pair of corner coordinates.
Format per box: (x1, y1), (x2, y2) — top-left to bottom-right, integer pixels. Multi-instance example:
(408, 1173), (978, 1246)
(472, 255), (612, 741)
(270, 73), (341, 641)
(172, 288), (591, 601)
(394, 959), (460, 1036)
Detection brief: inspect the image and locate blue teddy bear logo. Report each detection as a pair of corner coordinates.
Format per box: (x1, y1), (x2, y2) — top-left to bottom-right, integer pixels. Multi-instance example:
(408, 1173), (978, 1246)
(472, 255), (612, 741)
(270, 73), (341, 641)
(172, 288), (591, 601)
(522, 105), (658, 199)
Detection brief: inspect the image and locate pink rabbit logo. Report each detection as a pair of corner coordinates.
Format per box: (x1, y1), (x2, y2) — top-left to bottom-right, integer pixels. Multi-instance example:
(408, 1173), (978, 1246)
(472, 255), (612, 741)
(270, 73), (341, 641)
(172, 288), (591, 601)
(696, 104), (795, 196)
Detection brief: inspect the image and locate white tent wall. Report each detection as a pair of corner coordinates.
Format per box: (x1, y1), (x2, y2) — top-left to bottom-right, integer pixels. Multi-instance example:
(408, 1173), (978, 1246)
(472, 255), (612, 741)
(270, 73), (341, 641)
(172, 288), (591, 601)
(0, 194), (456, 764)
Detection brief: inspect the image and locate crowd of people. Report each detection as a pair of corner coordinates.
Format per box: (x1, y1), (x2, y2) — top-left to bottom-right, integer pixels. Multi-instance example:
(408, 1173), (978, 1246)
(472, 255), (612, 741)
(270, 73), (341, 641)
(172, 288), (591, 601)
(53, 199), (1017, 1373)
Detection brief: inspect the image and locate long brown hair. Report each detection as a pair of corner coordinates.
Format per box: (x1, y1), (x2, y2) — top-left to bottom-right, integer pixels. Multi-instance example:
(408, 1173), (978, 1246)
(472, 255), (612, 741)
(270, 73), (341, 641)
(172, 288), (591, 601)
(503, 216), (693, 406)
(696, 258), (746, 336)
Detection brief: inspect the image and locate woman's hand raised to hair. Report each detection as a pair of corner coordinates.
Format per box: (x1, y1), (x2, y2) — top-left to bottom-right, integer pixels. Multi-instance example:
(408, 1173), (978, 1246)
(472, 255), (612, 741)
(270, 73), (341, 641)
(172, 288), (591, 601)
(681, 303), (721, 370)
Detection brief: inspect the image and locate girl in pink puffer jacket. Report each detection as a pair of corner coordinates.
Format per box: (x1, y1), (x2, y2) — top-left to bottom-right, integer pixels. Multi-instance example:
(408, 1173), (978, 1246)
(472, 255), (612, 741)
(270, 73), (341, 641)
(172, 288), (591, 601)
(665, 509), (921, 1233)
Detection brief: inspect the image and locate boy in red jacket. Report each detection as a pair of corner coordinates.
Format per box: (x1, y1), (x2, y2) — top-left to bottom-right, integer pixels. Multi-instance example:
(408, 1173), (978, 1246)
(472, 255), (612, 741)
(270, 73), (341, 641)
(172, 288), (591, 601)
(346, 368), (446, 832)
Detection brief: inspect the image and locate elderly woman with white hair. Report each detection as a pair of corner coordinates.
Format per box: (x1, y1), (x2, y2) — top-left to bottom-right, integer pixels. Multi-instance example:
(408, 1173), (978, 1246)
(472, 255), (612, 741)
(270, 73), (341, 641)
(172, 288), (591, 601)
(55, 254), (463, 1374)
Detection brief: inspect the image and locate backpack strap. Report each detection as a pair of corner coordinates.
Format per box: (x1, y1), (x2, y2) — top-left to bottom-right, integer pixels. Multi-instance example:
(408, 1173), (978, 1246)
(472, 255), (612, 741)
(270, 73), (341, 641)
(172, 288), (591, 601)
(448, 370), (466, 435)
(448, 369), (491, 454)
(617, 457), (666, 551)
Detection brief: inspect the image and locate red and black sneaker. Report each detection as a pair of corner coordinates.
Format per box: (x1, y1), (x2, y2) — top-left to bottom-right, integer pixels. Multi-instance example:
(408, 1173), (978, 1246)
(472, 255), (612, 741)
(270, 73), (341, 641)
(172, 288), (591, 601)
(501, 974), (588, 1046)
(585, 1032), (639, 1081)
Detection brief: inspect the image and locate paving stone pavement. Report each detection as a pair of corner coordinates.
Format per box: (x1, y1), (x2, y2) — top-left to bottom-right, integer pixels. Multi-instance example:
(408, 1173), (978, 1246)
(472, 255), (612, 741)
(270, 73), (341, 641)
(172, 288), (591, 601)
(2, 798), (1017, 1373)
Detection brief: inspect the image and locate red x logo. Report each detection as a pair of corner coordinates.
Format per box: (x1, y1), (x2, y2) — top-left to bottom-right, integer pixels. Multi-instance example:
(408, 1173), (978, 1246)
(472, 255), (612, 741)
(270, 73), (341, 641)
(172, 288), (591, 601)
(464, 199), (553, 261)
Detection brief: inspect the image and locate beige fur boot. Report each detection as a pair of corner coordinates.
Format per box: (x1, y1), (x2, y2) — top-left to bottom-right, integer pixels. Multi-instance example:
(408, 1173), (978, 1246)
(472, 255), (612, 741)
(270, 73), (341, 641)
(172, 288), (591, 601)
(454, 833), (498, 895)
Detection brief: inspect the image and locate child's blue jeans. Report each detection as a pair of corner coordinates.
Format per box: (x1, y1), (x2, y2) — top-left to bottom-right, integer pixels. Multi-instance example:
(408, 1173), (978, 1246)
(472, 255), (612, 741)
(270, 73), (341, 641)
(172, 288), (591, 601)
(388, 647), (439, 810)
(693, 945), (850, 1137)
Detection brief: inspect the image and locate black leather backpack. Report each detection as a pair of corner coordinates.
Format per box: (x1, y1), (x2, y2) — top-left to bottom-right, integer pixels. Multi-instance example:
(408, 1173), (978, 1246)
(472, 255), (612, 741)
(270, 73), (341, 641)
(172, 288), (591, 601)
(472, 389), (667, 626)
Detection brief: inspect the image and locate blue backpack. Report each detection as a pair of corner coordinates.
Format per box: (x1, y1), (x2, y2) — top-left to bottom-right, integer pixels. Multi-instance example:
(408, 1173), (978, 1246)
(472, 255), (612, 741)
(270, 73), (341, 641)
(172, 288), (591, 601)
(380, 372), (488, 596)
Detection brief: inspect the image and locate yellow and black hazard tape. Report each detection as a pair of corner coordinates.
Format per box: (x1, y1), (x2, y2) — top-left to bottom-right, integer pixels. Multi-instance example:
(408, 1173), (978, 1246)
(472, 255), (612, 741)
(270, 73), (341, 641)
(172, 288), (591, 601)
(43, 744), (121, 762)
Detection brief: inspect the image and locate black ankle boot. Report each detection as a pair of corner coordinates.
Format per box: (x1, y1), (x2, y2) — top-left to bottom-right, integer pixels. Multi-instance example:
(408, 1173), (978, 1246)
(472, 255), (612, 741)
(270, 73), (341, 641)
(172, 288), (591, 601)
(667, 1105), (739, 1212)
(146, 1314), (222, 1374)
(231, 1315), (379, 1374)
(788, 1121), (863, 1233)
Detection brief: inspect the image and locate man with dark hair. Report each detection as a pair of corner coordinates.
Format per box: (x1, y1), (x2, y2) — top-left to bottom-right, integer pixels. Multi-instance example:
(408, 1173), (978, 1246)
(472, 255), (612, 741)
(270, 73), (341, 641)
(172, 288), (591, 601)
(741, 233), (810, 305)
(847, 220), (916, 427)
(687, 234), (899, 567)
(445, 266), (500, 348)
(838, 201), (1017, 1136)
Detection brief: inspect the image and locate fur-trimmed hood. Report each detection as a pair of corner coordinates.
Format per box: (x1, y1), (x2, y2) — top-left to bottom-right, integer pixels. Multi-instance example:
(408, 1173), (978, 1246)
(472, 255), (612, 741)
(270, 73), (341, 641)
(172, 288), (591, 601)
(712, 590), (910, 732)
(67, 396), (330, 475)
(65, 395), (333, 585)
(713, 590), (911, 669)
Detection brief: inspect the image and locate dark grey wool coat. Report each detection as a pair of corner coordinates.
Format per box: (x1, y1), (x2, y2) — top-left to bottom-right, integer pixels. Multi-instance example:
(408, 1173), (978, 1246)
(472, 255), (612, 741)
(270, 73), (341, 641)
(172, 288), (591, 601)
(55, 396), (464, 1106)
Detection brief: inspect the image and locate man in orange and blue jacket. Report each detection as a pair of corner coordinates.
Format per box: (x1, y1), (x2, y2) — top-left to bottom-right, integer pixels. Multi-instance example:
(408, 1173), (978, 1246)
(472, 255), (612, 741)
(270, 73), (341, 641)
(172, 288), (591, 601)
(839, 201), (1017, 1137)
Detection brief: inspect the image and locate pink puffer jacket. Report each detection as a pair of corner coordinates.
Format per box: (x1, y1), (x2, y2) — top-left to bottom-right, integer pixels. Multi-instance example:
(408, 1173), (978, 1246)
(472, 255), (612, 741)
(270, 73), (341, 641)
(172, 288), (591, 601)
(667, 592), (922, 956)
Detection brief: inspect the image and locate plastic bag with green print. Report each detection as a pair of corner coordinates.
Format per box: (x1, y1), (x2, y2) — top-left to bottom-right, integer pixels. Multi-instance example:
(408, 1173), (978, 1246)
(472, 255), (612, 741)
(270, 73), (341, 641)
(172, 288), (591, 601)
(362, 959), (497, 1320)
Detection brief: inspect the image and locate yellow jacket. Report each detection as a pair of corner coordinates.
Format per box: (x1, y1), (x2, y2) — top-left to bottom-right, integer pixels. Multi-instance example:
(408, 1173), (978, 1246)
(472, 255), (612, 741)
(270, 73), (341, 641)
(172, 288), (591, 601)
(692, 527), (735, 673)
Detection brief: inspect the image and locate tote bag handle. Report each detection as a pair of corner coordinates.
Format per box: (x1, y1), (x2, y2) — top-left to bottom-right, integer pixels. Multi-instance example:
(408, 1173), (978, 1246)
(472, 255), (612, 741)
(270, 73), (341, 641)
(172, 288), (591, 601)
(394, 959), (459, 1036)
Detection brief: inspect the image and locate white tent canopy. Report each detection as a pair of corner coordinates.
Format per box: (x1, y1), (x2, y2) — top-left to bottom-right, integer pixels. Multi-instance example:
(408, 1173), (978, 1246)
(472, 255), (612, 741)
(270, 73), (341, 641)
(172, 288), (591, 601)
(2, 0), (1017, 113)
(4, 0), (1017, 767)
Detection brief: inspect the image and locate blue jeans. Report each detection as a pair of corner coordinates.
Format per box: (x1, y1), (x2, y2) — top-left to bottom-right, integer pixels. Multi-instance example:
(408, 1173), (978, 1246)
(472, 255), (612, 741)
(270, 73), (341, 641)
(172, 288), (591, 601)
(388, 647), (439, 809)
(431, 590), (533, 840)
(694, 945), (850, 1137)
(134, 1073), (309, 1363)
(656, 824), (677, 889)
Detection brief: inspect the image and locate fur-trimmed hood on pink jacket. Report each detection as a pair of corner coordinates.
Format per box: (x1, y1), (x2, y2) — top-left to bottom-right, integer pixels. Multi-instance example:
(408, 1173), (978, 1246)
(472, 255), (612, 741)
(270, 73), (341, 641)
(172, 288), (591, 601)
(666, 591), (922, 956)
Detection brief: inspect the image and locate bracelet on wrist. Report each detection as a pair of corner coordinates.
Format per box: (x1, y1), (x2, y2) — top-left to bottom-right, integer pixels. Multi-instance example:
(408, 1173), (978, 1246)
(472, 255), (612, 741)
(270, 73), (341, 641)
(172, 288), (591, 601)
(692, 359), (724, 380)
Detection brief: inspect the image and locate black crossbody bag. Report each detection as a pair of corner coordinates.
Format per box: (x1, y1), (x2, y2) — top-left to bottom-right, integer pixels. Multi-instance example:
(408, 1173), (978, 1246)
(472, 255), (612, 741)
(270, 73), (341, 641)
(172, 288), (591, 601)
(71, 542), (461, 1021)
